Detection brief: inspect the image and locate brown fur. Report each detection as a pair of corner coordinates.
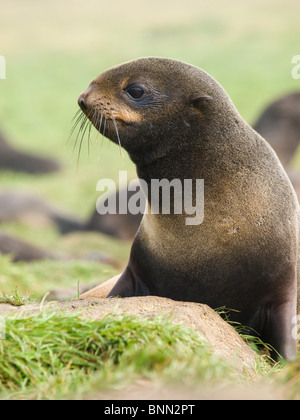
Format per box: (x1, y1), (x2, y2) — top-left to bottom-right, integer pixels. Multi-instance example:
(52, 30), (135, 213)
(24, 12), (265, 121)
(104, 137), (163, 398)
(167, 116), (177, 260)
(78, 58), (300, 360)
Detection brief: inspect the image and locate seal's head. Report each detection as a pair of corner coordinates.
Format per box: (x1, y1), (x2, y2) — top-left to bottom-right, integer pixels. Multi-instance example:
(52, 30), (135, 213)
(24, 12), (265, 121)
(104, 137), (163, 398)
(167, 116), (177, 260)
(77, 57), (238, 165)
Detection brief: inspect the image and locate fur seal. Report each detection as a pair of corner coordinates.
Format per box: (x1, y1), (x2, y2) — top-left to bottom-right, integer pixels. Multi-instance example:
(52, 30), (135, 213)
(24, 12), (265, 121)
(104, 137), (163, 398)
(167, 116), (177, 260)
(253, 92), (300, 169)
(0, 131), (60, 174)
(0, 231), (117, 266)
(78, 57), (299, 360)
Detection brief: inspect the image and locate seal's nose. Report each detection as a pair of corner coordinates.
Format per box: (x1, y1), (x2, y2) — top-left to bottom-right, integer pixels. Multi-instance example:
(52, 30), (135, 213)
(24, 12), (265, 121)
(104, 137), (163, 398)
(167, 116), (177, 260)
(78, 94), (88, 112)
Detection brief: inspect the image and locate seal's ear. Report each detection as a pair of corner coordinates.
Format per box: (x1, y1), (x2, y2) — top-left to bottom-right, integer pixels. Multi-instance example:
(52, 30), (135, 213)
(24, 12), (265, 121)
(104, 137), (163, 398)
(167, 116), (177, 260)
(189, 93), (213, 109)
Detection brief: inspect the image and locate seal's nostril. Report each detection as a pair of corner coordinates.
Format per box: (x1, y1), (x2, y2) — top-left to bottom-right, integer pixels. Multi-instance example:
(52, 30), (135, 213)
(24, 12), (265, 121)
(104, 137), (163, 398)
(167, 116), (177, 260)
(78, 96), (88, 111)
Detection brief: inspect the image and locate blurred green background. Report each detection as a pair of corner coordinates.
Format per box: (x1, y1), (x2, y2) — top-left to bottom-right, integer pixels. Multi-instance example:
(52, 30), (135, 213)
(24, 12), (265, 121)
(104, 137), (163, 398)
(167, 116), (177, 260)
(0, 0), (299, 296)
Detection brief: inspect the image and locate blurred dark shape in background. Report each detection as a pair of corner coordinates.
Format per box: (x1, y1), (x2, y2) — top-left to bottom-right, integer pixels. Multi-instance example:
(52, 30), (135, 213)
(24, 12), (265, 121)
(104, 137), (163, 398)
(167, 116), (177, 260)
(0, 190), (82, 233)
(253, 92), (300, 168)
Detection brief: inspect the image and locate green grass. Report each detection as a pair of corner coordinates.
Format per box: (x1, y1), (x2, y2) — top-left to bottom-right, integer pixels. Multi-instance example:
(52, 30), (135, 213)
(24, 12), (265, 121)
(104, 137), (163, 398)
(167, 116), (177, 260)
(0, 0), (300, 399)
(0, 312), (233, 400)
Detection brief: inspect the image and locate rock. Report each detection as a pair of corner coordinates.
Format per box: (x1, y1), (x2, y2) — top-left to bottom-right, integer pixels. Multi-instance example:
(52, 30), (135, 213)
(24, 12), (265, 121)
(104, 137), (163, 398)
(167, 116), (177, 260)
(0, 296), (259, 377)
(88, 379), (284, 401)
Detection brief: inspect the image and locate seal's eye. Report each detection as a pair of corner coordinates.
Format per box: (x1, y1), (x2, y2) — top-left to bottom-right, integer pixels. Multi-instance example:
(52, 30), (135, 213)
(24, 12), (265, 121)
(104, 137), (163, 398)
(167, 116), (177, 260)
(126, 86), (146, 101)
